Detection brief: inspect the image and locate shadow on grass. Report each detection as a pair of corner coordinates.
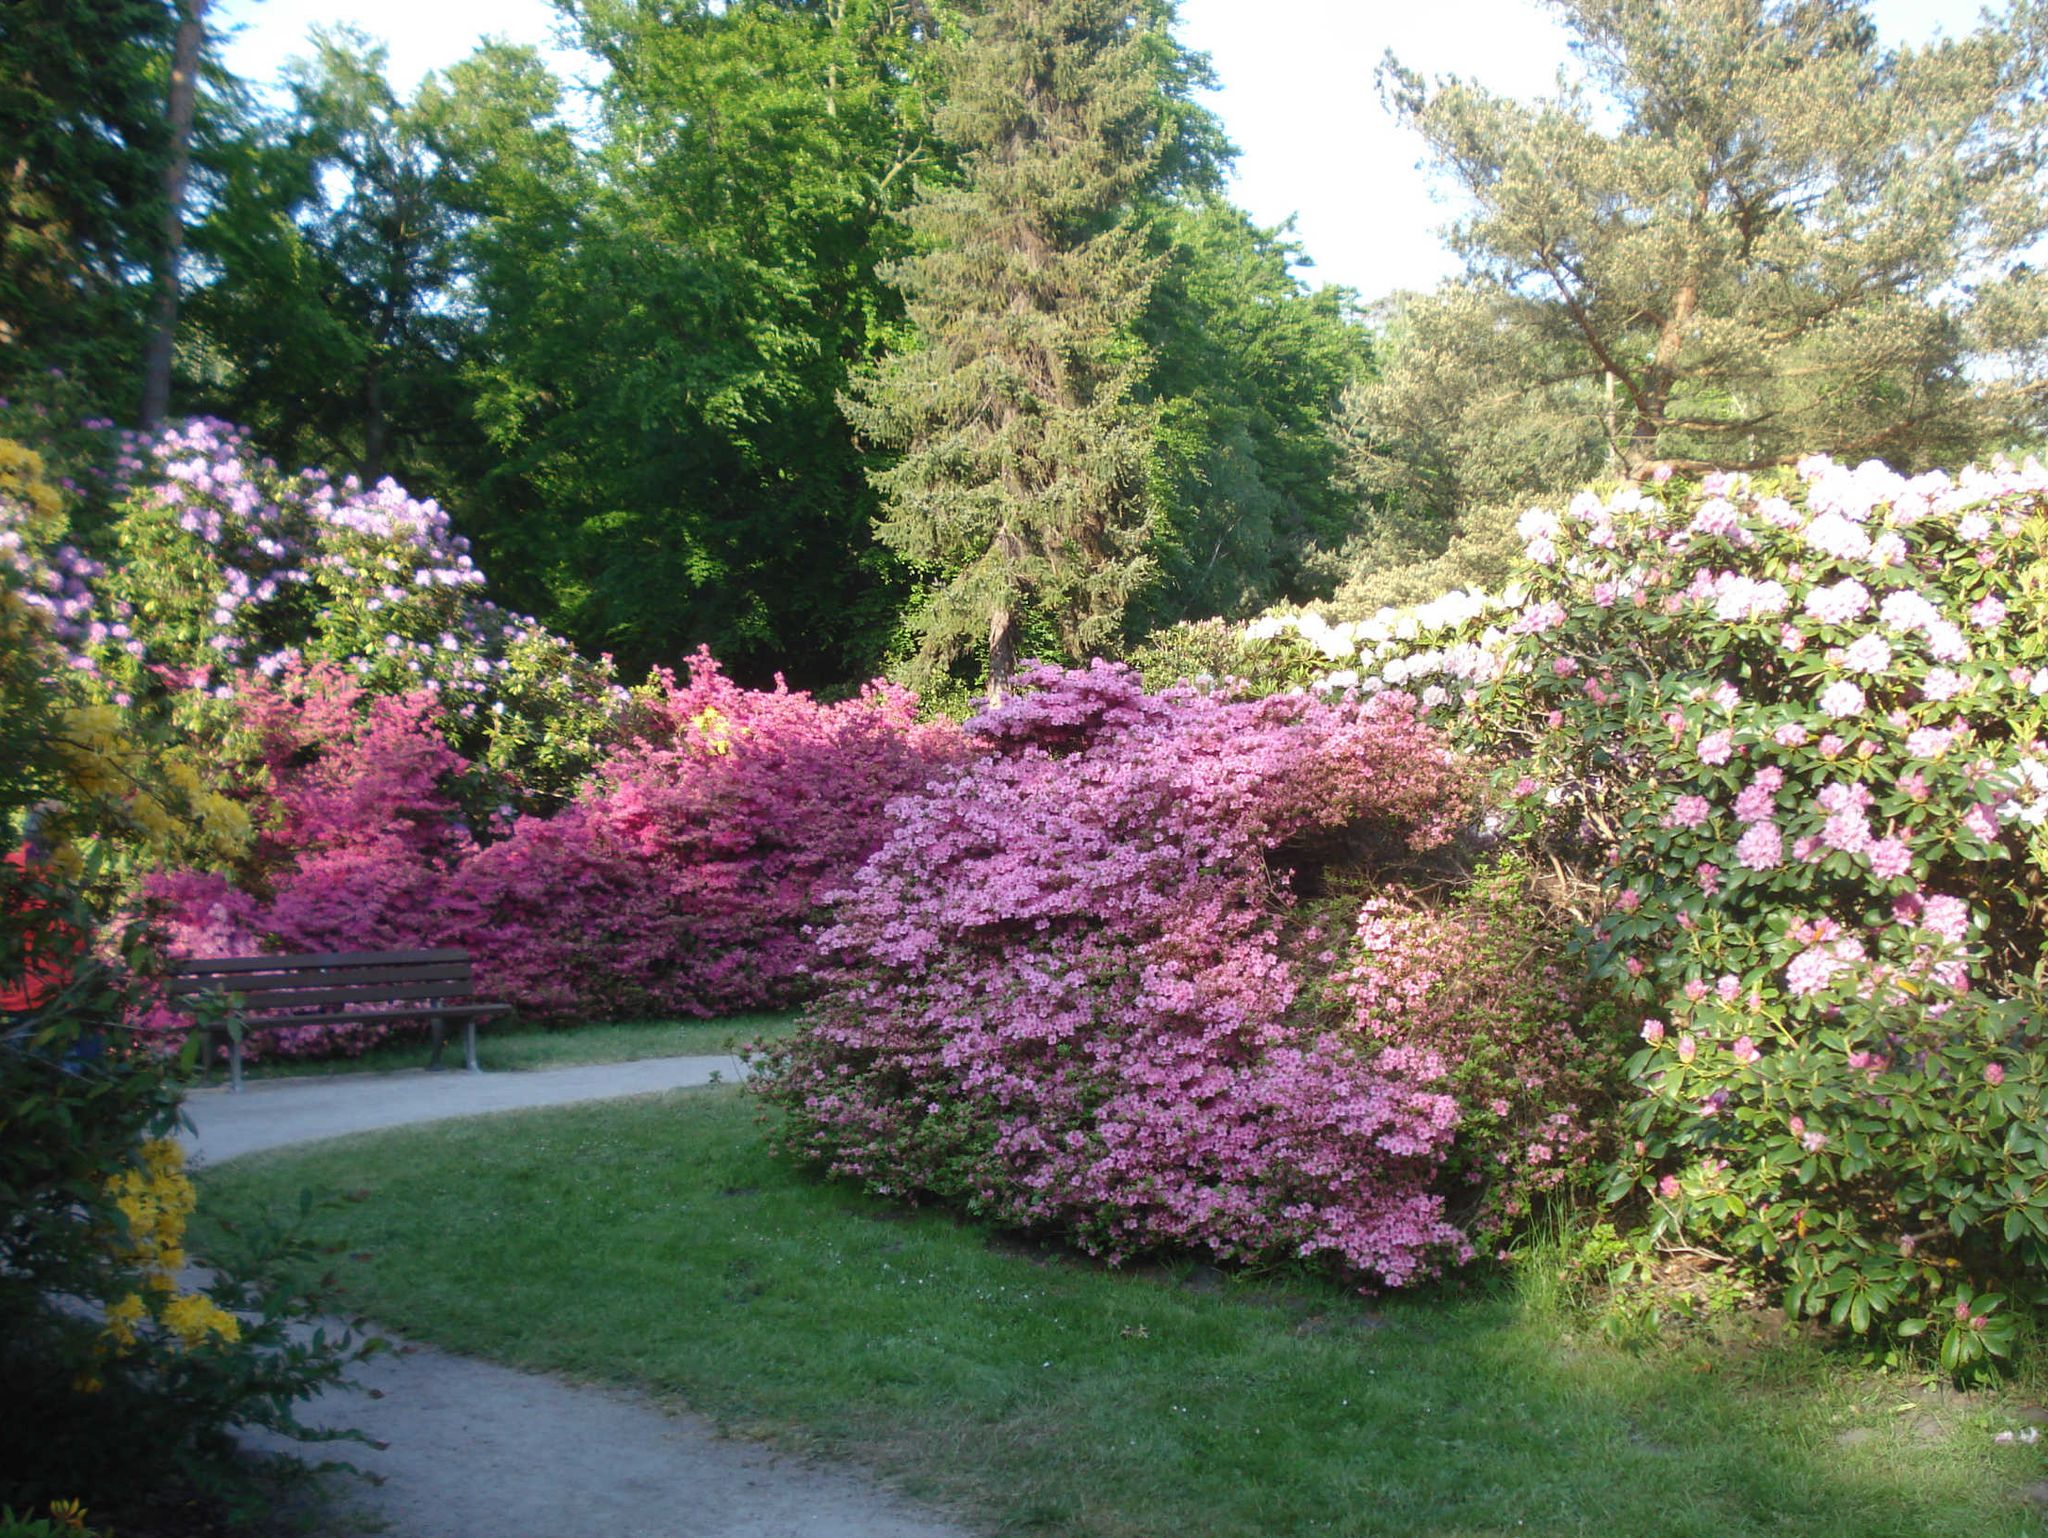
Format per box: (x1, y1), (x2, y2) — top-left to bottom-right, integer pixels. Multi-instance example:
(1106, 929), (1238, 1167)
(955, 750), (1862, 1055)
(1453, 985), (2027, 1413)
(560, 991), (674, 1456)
(195, 1087), (2048, 1538)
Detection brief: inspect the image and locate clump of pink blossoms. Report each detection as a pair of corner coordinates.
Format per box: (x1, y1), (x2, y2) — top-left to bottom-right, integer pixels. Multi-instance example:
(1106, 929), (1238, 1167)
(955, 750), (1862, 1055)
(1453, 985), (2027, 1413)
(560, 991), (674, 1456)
(758, 662), (1555, 1289)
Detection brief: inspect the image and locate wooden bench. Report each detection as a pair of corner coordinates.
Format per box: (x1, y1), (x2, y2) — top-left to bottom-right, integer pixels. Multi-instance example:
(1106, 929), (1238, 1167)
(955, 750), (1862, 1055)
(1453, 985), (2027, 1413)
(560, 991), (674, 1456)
(165, 948), (510, 1093)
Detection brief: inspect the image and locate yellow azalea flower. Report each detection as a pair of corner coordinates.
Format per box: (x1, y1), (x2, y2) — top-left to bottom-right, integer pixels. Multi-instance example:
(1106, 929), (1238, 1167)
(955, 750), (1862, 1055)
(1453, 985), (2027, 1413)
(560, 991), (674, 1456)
(162, 1292), (241, 1347)
(102, 1292), (146, 1350)
(690, 705), (734, 755)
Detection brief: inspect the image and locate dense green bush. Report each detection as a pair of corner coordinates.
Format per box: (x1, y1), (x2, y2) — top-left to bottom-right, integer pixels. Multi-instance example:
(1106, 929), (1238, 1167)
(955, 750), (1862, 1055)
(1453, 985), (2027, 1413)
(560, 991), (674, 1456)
(1126, 616), (1327, 695)
(1325, 501), (1523, 617)
(0, 436), (373, 1524)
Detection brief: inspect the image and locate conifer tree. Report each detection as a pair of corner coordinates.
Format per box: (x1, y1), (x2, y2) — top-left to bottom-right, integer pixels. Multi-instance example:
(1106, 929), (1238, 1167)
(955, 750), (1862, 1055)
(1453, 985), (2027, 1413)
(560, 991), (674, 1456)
(843, 0), (1170, 697)
(1365, 0), (2048, 510)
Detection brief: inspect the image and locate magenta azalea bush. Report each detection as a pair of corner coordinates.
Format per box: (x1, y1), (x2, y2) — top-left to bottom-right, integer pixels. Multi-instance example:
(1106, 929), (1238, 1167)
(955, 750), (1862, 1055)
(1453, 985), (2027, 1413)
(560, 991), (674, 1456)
(758, 662), (1617, 1287)
(140, 652), (961, 1053)
(1301, 456), (2048, 1362)
(451, 652), (964, 1020)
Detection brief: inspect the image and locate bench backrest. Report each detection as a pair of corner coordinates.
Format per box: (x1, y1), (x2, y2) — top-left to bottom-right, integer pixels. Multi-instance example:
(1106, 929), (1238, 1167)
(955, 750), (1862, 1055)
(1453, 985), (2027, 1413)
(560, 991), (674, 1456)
(164, 949), (478, 1016)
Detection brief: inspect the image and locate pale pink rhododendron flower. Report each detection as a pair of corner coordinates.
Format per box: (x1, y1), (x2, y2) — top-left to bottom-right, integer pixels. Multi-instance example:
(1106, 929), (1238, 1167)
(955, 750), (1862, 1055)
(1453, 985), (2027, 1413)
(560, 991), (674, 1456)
(1664, 794), (1713, 829)
(1806, 579), (1872, 625)
(1818, 680), (1865, 718)
(1735, 822), (1783, 870)
(1840, 634), (1892, 673)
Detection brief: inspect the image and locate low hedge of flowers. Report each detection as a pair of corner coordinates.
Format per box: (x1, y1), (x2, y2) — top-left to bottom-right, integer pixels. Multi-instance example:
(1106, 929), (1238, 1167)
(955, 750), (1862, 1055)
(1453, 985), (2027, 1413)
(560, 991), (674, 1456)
(1255, 456), (2048, 1363)
(142, 651), (962, 1048)
(757, 662), (1620, 1287)
(0, 420), (963, 1048)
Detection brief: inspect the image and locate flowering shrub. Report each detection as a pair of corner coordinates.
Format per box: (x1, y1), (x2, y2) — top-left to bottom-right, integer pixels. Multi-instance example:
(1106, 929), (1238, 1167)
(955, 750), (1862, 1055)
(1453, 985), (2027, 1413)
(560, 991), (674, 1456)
(140, 651), (962, 1041)
(0, 441), (253, 893)
(0, 578), (368, 1523)
(751, 661), (1619, 1288)
(1267, 455), (2048, 1357)
(455, 651), (965, 1019)
(1340, 860), (1624, 1248)
(85, 419), (618, 810)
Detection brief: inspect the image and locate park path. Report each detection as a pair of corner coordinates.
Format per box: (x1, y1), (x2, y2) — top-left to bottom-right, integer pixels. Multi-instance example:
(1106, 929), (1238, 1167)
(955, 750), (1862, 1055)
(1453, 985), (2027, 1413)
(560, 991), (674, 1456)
(183, 1058), (976, 1538)
(177, 1053), (751, 1163)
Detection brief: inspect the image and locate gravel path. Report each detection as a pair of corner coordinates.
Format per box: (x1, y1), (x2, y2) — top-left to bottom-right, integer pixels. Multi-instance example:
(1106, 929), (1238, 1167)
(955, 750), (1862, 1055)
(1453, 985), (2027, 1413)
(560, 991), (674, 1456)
(178, 1055), (751, 1166)
(187, 1057), (976, 1538)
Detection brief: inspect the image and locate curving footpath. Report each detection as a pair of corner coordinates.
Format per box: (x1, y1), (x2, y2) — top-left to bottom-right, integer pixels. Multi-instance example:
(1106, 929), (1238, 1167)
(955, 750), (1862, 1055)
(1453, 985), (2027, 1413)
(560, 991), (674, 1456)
(182, 1059), (975, 1538)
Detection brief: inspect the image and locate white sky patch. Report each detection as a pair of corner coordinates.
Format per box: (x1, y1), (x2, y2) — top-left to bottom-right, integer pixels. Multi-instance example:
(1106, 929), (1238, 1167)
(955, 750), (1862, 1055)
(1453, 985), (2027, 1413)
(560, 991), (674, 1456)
(214, 0), (1982, 304)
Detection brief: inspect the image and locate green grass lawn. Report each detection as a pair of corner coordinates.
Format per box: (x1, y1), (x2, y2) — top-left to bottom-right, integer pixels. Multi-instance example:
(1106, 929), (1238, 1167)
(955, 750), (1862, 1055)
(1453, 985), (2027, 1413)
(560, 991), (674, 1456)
(197, 1087), (2048, 1538)
(209, 1012), (799, 1082)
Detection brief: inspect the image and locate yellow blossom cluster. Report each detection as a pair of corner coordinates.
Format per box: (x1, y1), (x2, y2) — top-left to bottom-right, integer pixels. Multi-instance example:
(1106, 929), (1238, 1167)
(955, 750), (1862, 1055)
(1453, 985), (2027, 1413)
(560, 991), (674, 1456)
(105, 1138), (196, 1280)
(44, 703), (252, 875)
(690, 704), (737, 755)
(0, 436), (64, 533)
(93, 1140), (241, 1361)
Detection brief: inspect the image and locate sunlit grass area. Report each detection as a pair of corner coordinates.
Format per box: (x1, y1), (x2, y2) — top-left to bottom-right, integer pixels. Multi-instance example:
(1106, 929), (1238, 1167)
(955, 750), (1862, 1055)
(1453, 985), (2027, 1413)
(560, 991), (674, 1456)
(198, 1087), (2048, 1538)
(213, 1013), (799, 1082)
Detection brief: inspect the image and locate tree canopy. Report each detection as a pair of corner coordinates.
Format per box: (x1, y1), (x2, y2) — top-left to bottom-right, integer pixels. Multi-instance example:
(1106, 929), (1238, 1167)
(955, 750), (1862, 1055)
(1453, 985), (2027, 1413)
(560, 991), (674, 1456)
(13, 0), (2045, 685)
(842, 0), (1177, 693)
(1359, 0), (2048, 514)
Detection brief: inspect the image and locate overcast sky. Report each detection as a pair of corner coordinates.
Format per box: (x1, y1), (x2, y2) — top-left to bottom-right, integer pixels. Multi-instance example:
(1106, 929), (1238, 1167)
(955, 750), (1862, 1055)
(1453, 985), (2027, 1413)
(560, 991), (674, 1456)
(213, 0), (1982, 303)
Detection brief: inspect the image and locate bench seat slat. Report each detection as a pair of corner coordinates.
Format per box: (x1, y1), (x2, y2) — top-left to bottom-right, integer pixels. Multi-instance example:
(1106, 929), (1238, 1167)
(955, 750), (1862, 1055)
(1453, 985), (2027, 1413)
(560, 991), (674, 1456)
(171, 979), (479, 1014)
(164, 962), (475, 995)
(194, 1002), (511, 1030)
(169, 948), (468, 976)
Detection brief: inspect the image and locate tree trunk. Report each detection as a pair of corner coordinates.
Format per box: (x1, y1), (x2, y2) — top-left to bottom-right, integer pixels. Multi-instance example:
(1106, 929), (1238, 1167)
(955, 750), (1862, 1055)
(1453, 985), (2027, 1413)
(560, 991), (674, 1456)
(1629, 187), (1709, 468)
(363, 359), (388, 485)
(987, 604), (1016, 706)
(139, 0), (207, 431)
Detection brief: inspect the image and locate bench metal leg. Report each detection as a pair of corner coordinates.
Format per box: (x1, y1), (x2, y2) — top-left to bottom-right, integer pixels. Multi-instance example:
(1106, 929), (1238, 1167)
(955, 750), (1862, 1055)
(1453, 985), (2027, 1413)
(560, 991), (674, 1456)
(229, 1030), (244, 1094)
(464, 1018), (480, 1074)
(427, 1015), (447, 1071)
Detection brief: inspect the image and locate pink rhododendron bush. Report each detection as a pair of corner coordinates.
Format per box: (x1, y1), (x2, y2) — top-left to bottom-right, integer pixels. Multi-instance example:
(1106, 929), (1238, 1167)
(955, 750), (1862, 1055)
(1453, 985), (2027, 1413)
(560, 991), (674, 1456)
(756, 662), (1621, 1288)
(1301, 457), (2048, 1364)
(140, 652), (961, 1054)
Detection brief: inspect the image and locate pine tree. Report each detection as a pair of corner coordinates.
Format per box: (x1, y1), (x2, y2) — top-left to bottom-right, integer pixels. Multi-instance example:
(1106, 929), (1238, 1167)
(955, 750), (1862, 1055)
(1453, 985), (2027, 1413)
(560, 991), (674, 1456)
(1365, 0), (2048, 509)
(843, 0), (1170, 697)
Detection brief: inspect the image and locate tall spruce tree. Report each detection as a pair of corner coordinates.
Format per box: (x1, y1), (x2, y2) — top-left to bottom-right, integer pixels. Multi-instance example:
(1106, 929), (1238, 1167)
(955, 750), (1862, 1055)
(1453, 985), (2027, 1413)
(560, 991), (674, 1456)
(843, 0), (1171, 696)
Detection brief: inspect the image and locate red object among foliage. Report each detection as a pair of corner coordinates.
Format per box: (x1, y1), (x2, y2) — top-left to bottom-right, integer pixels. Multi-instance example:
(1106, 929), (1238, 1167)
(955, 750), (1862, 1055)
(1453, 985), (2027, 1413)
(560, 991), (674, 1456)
(0, 846), (77, 1011)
